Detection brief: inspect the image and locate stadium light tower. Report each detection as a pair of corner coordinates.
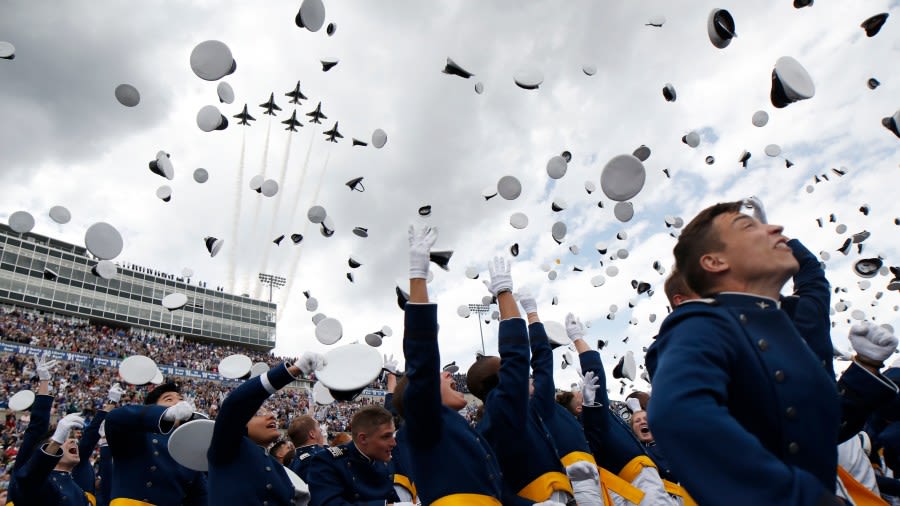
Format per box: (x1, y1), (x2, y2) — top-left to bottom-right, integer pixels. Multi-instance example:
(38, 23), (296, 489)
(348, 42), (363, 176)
(258, 273), (286, 303)
(468, 303), (491, 355)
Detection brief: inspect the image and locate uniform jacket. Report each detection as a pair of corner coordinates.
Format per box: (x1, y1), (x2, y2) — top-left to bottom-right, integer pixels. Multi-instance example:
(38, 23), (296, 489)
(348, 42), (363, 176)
(289, 443), (327, 483)
(307, 441), (399, 506)
(529, 322), (594, 468)
(7, 394), (93, 506)
(383, 392), (415, 498)
(477, 317), (569, 504)
(646, 292), (846, 506)
(105, 404), (207, 505)
(72, 409), (106, 500)
(207, 363), (301, 506)
(402, 303), (504, 505)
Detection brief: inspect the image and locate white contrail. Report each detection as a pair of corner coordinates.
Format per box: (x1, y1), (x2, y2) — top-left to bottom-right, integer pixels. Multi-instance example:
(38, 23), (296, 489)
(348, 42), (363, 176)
(255, 129), (295, 298)
(227, 129), (247, 292)
(286, 124), (318, 226)
(280, 145), (332, 320)
(243, 117), (273, 296)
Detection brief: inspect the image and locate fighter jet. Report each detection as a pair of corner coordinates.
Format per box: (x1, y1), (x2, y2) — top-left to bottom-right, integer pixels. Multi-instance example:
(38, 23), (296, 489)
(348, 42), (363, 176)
(306, 102), (327, 124)
(259, 93), (281, 116)
(282, 110), (303, 132)
(323, 122), (343, 143)
(285, 81), (307, 104)
(233, 104), (256, 126)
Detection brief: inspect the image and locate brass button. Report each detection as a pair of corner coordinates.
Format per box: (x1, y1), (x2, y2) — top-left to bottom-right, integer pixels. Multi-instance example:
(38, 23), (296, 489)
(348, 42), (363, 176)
(150, 466), (157, 472)
(265, 466), (271, 471)
(146, 481), (153, 487)
(757, 339), (768, 351)
(266, 484), (272, 490)
(788, 442), (799, 454)
(785, 406), (797, 419)
(153, 451), (159, 456)
(152, 439), (158, 444)
(774, 370), (785, 382)
(739, 314), (748, 323)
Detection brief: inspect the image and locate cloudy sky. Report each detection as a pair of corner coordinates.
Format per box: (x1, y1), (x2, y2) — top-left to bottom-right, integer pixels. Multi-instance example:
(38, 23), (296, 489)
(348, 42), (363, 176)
(2, 0), (898, 395)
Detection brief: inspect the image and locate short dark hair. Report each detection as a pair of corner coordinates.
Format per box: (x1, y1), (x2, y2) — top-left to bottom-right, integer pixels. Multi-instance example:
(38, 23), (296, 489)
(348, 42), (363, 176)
(391, 376), (409, 419)
(663, 269), (694, 306)
(350, 406), (393, 440)
(673, 201), (743, 297)
(466, 356), (500, 402)
(287, 415), (319, 446)
(144, 382), (180, 405)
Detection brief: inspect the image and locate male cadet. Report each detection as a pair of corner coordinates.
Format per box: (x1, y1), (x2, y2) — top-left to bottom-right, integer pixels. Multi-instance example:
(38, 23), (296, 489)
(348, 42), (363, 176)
(568, 314), (676, 506)
(288, 414), (328, 481)
(207, 358), (323, 505)
(307, 405), (402, 506)
(105, 382), (208, 505)
(466, 255), (572, 506)
(383, 364), (416, 503)
(390, 225), (504, 505)
(7, 354), (100, 506)
(646, 200), (897, 506)
(518, 290), (603, 506)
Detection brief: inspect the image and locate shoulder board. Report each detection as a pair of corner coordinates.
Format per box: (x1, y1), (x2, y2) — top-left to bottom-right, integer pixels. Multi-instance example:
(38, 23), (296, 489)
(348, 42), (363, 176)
(328, 446), (344, 458)
(300, 452), (311, 460)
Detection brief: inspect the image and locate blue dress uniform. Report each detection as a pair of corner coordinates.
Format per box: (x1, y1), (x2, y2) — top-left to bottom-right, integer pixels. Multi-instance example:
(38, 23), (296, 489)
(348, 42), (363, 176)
(383, 392), (416, 500)
(645, 292), (897, 506)
(402, 303), (504, 505)
(307, 441), (399, 506)
(780, 239), (833, 377)
(579, 350), (666, 505)
(207, 363), (302, 506)
(72, 410), (107, 505)
(476, 316), (571, 505)
(97, 444), (112, 506)
(105, 404), (207, 505)
(7, 394), (96, 506)
(289, 443), (327, 482)
(528, 322), (594, 469)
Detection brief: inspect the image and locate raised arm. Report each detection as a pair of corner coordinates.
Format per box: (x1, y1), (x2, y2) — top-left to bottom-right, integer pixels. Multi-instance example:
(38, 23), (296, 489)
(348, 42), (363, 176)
(208, 361), (304, 464)
(402, 225), (444, 447)
(13, 353), (56, 474)
(520, 290), (555, 419)
(784, 238), (832, 373)
(484, 257), (530, 435)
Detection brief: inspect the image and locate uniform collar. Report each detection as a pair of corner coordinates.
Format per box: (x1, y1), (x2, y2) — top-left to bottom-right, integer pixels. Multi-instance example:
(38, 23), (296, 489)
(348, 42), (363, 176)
(351, 442), (374, 463)
(714, 292), (781, 310)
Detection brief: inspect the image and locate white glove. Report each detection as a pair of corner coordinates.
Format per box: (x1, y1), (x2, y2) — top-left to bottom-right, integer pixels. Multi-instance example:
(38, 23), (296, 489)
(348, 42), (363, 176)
(51, 413), (85, 444)
(516, 289), (538, 315)
(533, 502), (567, 506)
(850, 322), (898, 363)
(392, 503), (415, 506)
(383, 354), (400, 374)
(487, 256), (513, 296)
(743, 196), (767, 224)
(98, 420), (106, 439)
(162, 401), (194, 422)
(581, 371), (600, 406)
(35, 353), (58, 381)
(567, 460), (599, 481)
(408, 225), (438, 280)
(626, 397), (642, 413)
(565, 312), (585, 343)
(296, 351), (327, 376)
(108, 383), (124, 403)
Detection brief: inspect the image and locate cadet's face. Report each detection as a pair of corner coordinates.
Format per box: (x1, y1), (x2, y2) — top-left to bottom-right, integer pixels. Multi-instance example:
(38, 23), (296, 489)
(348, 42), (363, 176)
(360, 422), (396, 463)
(570, 391), (583, 415)
(440, 371), (467, 410)
(710, 213), (799, 286)
(631, 411), (653, 443)
(156, 391), (183, 408)
(247, 408), (280, 446)
(59, 438), (80, 466)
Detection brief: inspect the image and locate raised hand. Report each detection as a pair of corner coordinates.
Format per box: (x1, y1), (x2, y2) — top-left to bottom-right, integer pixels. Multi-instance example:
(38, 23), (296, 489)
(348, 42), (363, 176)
(408, 225), (438, 280)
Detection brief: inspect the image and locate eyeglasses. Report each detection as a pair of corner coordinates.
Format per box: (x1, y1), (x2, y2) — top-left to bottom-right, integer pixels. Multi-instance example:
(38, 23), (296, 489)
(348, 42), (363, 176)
(254, 408), (274, 418)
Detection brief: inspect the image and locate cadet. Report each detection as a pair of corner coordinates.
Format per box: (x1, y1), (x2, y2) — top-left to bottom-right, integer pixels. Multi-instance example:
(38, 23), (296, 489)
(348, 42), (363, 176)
(519, 291), (603, 506)
(647, 200), (896, 506)
(384, 369), (416, 503)
(390, 225), (504, 505)
(307, 405), (401, 505)
(207, 359), (321, 505)
(105, 382), (207, 505)
(570, 314), (675, 506)
(7, 355), (98, 506)
(466, 255), (572, 505)
(288, 414), (328, 482)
